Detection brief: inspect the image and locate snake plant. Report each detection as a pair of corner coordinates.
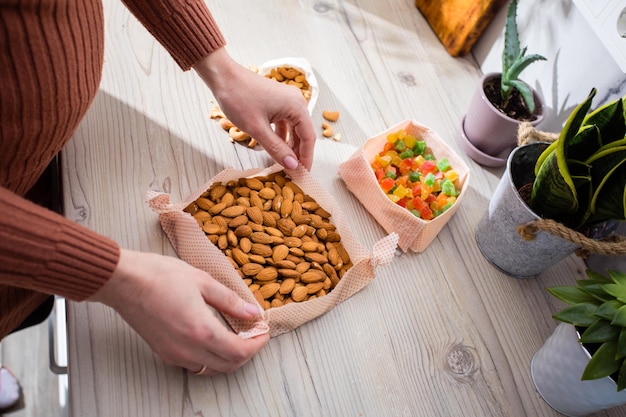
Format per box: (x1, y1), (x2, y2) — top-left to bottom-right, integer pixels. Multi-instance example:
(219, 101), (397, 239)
(501, 0), (546, 113)
(530, 88), (626, 232)
(548, 269), (626, 391)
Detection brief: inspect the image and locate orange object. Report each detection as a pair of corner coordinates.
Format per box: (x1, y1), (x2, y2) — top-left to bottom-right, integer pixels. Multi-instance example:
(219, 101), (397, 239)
(414, 0), (507, 57)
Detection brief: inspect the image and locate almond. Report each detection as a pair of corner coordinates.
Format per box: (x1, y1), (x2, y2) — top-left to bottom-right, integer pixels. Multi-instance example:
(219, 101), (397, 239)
(208, 202), (226, 215)
(279, 278), (296, 294)
(243, 206), (261, 225)
(256, 267), (278, 282)
(251, 232), (273, 244)
(301, 270), (326, 283)
(245, 178), (264, 190)
(231, 248), (249, 266)
(304, 252), (328, 264)
(234, 224), (252, 238)
(278, 269), (300, 279)
(221, 205), (246, 218)
(306, 282), (324, 294)
(262, 211), (278, 227)
(241, 263), (263, 276)
(272, 244), (290, 262)
(291, 286), (309, 302)
(239, 237), (252, 253)
(201, 223), (222, 235)
(259, 283), (280, 299)
(258, 187), (276, 200)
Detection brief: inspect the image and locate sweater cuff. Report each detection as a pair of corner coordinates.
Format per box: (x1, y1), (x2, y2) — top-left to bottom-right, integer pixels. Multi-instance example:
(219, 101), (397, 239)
(122, 0), (227, 71)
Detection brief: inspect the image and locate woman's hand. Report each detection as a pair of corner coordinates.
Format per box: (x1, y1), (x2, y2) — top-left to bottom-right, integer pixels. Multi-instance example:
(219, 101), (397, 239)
(89, 249), (269, 376)
(194, 48), (316, 170)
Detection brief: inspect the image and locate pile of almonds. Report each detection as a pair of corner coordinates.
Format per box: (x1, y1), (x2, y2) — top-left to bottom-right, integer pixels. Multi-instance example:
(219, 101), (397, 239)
(184, 171), (353, 310)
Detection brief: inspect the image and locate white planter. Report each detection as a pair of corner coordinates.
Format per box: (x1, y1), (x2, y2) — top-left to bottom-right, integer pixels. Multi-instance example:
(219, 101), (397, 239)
(531, 322), (626, 416)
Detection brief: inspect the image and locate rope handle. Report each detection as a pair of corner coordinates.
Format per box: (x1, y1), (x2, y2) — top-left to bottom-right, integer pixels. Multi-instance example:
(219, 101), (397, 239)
(517, 219), (626, 257)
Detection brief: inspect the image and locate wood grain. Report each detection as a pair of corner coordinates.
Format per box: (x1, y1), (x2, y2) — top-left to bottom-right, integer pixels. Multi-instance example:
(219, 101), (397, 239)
(415, 0), (508, 57)
(62, 0), (626, 416)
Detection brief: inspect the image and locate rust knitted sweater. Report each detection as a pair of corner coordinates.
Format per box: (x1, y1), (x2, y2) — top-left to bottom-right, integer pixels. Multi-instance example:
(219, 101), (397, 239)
(0, 0), (226, 338)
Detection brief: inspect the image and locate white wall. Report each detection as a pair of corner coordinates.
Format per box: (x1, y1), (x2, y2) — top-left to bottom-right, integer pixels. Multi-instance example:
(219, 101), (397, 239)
(472, 0), (626, 272)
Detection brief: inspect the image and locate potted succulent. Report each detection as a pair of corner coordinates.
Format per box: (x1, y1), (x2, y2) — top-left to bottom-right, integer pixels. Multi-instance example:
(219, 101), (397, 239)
(475, 88), (626, 277)
(531, 269), (626, 416)
(457, 0), (547, 167)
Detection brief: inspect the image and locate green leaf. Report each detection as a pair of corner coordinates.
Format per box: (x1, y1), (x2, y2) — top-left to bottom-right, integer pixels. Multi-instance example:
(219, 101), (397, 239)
(587, 269), (615, 284)
(553, 303), (599, 327)
(576, 280), (616, 303)
(530, 89), (597, 219)
(505, 54), (547, 85)
(617, 356), (626, 391)
(610, 270), (626, 286)
(580, 319), (621, 343)
(508, 79), (536, 113)
(587, 148), (626, 225)
(534, 141), (558, 176)
(547, 286), (598, 304)
(601, 283), (626, 304)
(502, 0), (520, 74)
(618, 328), (626, 361)
(582, 341), (621, 381)
(597, 300), (623, 321)
(566, 125), (601, 162)
(583, 96), (626, 147)
(613, 305), (626, 327)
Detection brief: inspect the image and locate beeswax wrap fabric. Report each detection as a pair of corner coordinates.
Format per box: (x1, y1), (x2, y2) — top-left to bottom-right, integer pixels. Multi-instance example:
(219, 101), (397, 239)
(338, 120), (470, 253)
(147, 164), (398, 338)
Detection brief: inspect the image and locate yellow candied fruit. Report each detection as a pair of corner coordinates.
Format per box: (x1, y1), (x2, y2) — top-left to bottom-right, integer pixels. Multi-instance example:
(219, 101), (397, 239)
(404, 134), (417, 149)
(375, 154), (392, 168)
(444, 170), (459, 183)
(392, 185), (409, 199)
(387, 193), (401, 203)
(390, 155), (403, 167)
(414, 155), (426, 167)
(387, 132), (399, 144)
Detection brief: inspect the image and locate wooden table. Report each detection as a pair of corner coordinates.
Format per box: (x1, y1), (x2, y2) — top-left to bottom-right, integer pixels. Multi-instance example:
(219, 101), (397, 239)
(62, 1), (625, 416)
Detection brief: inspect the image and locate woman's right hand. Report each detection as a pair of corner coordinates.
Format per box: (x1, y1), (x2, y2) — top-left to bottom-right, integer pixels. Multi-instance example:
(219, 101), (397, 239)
(89, 248), (269, 375)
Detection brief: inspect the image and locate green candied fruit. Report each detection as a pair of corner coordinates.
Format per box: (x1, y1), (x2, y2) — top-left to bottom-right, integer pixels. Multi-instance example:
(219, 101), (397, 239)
(412, 140), (426, 155)
(442, 202), (455, 212)
(399, 149), (414, 159)
(411, 209), (421, 218)
(441, 178), (458, 196)
(394, 140), (407, 152)
(436, 158), (450, 172)
(408, 171), (421, 182)
(424, 173), (436, 186)
(385, 170), (397, 180)
(424, 154), (435, 161)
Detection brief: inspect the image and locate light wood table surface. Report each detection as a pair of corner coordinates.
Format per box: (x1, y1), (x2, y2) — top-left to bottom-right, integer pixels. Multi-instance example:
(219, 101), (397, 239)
(62, 1), (626, 416)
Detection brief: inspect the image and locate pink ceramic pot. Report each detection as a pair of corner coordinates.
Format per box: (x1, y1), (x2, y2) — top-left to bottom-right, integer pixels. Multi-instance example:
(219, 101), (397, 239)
(462, 72), (545, 161)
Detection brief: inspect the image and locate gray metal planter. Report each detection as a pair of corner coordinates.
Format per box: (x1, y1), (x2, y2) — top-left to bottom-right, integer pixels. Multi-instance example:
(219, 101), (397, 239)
(475, 143), (580, 278)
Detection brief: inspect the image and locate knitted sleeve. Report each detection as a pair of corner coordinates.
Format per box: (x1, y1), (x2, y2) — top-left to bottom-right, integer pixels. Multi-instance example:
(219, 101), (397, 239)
(0, 187), (120, 301)
(121, 0), (227, 70)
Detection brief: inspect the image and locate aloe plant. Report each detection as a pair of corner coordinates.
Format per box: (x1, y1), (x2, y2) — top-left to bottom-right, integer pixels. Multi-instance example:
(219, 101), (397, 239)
(500, 0), (546, 113)
(548, 269), (626, 391)
(530, 88), (626, 231)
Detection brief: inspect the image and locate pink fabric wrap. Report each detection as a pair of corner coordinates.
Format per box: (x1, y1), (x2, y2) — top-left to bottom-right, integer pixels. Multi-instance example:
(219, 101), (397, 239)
(338, 120), (470, 252)
(147, 164), (398, 338)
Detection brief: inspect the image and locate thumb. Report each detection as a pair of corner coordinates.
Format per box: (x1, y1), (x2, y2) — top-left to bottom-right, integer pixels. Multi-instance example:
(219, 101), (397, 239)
(201, 277), (262, 320)
(252, 122), (300, 170)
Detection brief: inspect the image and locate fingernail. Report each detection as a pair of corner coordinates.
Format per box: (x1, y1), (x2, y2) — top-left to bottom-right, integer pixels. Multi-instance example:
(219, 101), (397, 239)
(283, 155), (298, 170)
(244, 302), (261, 316)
